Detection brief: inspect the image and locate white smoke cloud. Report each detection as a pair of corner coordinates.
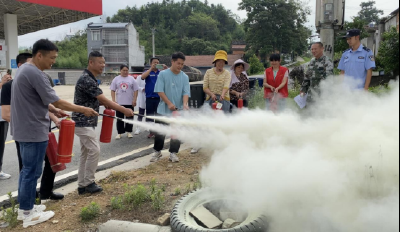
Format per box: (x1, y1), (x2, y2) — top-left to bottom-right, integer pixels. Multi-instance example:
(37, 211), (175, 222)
(127, 77), (399, 231)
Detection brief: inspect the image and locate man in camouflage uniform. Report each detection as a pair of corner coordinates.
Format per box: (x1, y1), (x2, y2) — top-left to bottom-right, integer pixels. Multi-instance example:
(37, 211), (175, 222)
(300, 42), (334, 102)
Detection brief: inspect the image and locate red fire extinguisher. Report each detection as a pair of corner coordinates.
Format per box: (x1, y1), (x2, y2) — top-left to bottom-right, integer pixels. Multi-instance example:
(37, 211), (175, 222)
(57, 117), (75, 163)
(47, 131), (66, 173)
(212, 101), (222, 110)
(238, 98), (244, 109)
(100, 109), (115, 143)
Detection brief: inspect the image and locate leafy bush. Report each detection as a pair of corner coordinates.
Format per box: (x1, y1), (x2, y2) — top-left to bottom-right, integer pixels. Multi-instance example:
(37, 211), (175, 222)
(1, 193), (18, 228)
(151, 189), (165, 211)
(377, 27), (399, 77)
(248, 55), (265, 75)
(111, 197), (123, 210)
(248, 81), (265, 109)
(111, 179), (166, 212)
(80, 202), (100, 222)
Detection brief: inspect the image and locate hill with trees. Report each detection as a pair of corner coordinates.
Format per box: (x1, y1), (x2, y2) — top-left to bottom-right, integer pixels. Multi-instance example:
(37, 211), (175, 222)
(107, 0), (245, 60)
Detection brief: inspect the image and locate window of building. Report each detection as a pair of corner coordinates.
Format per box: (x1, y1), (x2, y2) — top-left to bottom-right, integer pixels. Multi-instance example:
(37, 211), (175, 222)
(91, 30), (101, 41)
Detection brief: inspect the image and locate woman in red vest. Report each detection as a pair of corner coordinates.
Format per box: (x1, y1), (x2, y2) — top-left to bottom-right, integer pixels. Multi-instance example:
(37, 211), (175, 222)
(263, 54), (289, 112)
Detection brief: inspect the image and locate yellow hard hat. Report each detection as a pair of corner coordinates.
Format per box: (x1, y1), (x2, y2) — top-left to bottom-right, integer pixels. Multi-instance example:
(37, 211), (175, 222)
(213, 50), (228, 64)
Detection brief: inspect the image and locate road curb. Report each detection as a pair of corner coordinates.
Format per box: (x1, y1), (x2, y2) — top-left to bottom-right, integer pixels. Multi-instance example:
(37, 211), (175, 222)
(0, 142), (171, 208)
(96, 220), (171, 232)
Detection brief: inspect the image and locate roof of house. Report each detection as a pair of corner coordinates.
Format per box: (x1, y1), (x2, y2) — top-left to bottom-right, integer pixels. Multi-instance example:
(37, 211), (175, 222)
(184, 54), (243, 67)
(232, 45), (246, 49)
(232, 40), (246, 45)
(87, 23), (129, 29)
(0, 0), (101, 40)
(389, 8), (399, 17)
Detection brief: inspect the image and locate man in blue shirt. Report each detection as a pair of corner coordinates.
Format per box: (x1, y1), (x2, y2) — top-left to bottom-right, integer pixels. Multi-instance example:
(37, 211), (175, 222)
(338, 29), (376, 90)
(150, 52), (190, 163)
(141, 57), (166, 138)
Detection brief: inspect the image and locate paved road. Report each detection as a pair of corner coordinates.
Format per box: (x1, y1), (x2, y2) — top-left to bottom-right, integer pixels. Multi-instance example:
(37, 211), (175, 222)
(0, 106), (155, 196)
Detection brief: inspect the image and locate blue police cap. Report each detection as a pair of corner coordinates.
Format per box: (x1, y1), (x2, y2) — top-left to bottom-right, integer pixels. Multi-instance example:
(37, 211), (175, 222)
(343, 29), (361, 38)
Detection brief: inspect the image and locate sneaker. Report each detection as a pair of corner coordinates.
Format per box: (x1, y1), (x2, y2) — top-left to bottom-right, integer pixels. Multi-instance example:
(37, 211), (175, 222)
(22, 210), (55, 228)
(85, 182), (103, 194)
(17, 205), (47, 220)
(150, 151), (162, 162)
(134, 127), (141, 135)
(169, 153), (179, 163)
(115, 134), (122, 139)
(127, 133), (133, 138)
(191, 148), (201, 154)
(0, 171), (11, 180)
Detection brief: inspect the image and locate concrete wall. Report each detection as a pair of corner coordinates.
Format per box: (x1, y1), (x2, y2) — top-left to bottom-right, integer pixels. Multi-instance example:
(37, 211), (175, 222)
(45, 70), (84, 85)
(385, 16), (398, 31)
(44, 70), (129, 85)
(127, 23), (145, 67)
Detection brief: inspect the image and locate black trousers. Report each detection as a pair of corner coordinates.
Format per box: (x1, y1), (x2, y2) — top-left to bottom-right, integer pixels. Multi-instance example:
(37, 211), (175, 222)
(154, 114), (181, 153)
(0, 121), (9, 172)
(116, 105), (134, 134)
(138, 108), (146, 122)
(146, 98), (160, 123)
(231, 99), (249, 108)
(15, 141), (56, 198)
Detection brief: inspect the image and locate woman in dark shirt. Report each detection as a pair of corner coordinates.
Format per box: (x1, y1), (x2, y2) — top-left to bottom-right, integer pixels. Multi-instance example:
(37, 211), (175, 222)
(229, 59), (250, 108)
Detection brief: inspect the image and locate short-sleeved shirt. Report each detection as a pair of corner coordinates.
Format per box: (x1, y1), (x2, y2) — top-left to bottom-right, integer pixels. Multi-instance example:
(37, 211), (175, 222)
(72, 69), (103, 127)
(11, 63), (60, 142)
(1, 81), (13, 125)
(154, 69), (190, 116)
(110, 75), (139, 105)
(144, 70), (161, 98)
(203, 68), (231, 101)
(0, 89), (4, 122)
(338, 45), (376, 89)
(0, 80), (12, 107)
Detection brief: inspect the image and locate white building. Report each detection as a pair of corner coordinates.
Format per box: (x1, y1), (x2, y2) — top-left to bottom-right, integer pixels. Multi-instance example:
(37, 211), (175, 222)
(86, 22), (145, 73)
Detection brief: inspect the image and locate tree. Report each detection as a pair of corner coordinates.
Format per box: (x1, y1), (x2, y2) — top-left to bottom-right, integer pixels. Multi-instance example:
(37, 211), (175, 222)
(334, 17), (370, 53)
(355, 1), (384, 25)
(107, 0), (244, 61)
(239, 0), (311, 58)
(248, 54), (264, 75)
(52, 32), (88, 69)
(377, 27), (399, 77)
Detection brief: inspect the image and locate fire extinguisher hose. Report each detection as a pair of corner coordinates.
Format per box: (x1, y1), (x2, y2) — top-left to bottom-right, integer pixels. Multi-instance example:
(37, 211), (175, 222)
(99, 112), (149, 121)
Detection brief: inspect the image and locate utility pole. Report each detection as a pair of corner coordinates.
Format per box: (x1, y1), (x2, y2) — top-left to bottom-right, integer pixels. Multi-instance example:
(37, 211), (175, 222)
(151, 28), (156, 57)
(315, 0), (345, 60)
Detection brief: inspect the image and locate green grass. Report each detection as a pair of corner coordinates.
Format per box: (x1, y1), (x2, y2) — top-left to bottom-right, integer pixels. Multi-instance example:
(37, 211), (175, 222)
(80, 202), (100, 222)
(302, 57), (312, 63)
(1, 193), (18, 228)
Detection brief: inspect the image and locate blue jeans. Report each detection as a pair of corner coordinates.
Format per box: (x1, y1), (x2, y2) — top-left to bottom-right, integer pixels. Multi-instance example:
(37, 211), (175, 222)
(204, 97), (231, 113)
(18, 141), (48, 210)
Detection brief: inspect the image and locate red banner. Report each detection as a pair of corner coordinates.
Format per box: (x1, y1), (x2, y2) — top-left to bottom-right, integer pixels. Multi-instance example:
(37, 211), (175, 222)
(17, 0), (102, 15)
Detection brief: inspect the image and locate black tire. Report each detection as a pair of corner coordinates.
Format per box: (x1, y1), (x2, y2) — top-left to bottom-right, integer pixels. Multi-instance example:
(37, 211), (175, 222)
(170, 188), (268, 232)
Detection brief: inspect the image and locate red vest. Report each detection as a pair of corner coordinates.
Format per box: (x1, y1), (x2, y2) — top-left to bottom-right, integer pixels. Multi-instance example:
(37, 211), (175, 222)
(264, 66), (289, 99)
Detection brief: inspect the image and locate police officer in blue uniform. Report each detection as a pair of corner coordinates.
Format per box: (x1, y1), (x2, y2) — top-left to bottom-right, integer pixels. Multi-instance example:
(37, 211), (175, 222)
(338, 29), (376, 90)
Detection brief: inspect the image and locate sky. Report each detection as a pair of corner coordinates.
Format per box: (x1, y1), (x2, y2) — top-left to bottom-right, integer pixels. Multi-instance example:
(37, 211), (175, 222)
(17, 0), (400, 47)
